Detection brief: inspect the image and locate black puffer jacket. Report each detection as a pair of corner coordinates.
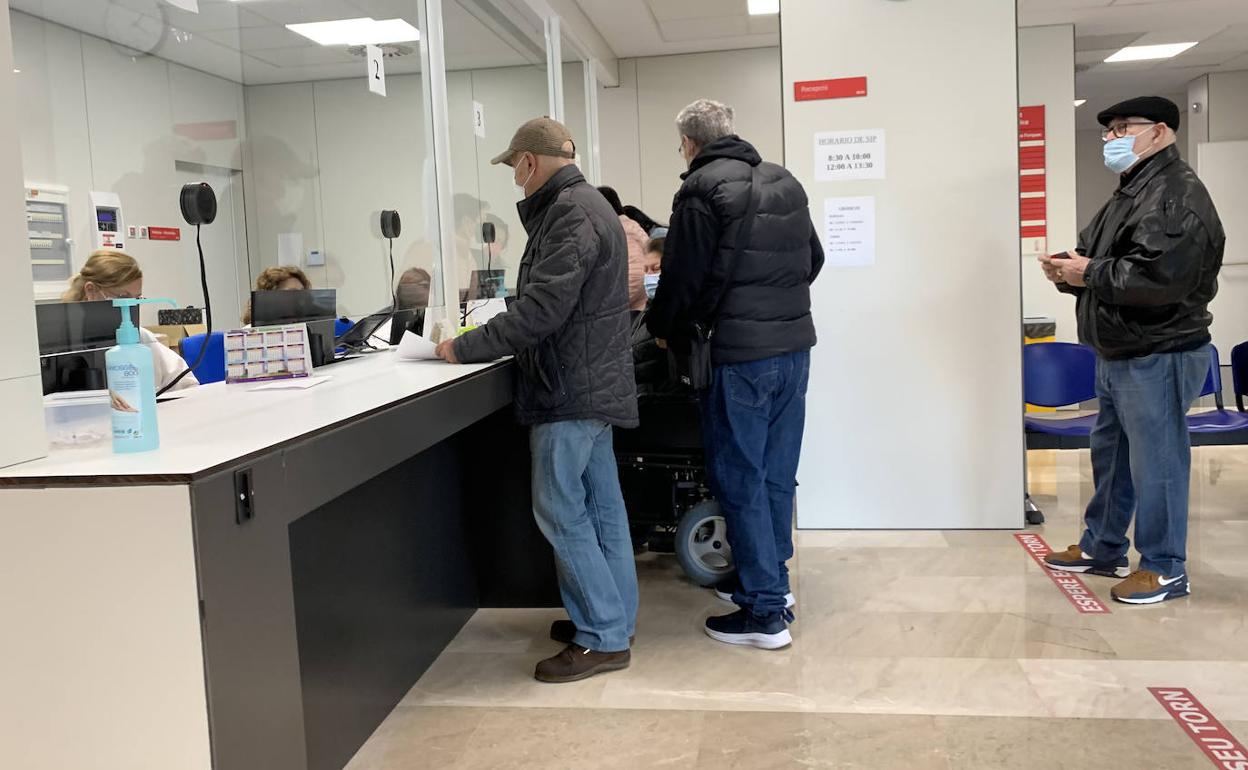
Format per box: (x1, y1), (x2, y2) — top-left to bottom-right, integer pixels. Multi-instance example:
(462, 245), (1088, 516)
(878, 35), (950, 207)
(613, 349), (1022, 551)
(647, 135), (824, 365)
(1065, 145), (1224, 360)
(454, 166), (639, 428)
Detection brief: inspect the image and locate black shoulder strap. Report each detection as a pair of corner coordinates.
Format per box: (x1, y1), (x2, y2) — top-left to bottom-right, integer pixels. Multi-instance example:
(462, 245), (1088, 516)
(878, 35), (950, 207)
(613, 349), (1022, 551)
(708, 165), (763, 327)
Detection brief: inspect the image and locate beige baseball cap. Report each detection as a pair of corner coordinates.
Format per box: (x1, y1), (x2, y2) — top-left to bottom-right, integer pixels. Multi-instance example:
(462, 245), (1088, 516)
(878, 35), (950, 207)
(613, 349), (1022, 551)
(490, 117), (577, 165)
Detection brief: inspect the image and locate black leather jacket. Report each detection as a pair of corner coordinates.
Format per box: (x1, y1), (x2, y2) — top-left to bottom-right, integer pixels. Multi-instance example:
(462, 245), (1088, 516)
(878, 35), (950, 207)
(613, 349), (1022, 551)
(1064, 145), (1224, 360)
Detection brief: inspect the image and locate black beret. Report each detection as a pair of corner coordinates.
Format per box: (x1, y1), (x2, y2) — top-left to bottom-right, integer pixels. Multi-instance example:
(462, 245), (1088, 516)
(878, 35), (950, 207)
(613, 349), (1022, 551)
(1097, 96), (1181, 132)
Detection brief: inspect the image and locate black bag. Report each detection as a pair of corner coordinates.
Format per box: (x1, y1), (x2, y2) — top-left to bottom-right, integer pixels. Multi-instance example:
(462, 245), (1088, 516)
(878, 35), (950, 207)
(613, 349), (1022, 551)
(680, 166), (763, 390)
(158, 306), (203, 325)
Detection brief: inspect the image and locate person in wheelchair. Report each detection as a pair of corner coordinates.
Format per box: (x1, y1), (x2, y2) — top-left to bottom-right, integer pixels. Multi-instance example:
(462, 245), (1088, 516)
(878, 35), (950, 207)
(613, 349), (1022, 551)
(630, 237), (685, 398)
(618, 238), (733, 587)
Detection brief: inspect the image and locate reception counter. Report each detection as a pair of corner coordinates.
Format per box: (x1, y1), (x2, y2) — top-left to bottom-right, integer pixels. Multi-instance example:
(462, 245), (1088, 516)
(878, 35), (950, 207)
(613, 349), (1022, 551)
(0, 352), (558, 770)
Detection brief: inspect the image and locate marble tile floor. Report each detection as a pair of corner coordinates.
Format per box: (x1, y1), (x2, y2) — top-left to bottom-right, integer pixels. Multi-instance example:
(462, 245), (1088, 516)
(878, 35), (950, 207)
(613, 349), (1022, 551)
(347, 447), (1248, 769)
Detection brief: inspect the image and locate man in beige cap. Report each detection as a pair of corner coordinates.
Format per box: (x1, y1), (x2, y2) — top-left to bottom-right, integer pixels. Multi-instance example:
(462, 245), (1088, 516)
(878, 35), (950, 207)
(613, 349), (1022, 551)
(436, 118), (640, 683)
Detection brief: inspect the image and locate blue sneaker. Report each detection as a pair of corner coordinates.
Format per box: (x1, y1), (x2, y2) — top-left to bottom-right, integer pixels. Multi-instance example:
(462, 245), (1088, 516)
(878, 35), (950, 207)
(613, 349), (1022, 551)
(704, 609), (792, 650)
(1043, 545), (1130, 578)
(1111, 570), (1190, 605)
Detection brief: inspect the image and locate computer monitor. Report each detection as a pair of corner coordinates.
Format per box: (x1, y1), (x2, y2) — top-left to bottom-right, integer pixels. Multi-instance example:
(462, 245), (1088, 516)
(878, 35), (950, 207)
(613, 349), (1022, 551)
(36, 300), (139, 395)
(250, 289), (337, 367)
(388, 308), (425, 346)
(249, 289), (337, 326)
(335, 311), (392, 351)
(467, 269), (506, 300)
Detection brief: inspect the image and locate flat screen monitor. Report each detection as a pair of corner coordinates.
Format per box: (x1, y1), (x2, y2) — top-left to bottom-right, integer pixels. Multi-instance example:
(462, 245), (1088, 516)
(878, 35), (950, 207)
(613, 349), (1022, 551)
(250, 289), (337, 327)
(36, 300), (139, 394)
(37, 300), (138, 355)
(335, 311), (392, 350)
(467, 269), (506, 300)
(388, 308), (425, 346)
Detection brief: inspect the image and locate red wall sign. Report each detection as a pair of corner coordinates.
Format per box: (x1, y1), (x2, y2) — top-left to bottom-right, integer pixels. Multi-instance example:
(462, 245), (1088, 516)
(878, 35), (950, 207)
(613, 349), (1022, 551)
(148, 226), (181, 242)
(1018, 105), (1047, 255)
(794, 77), (868, 102)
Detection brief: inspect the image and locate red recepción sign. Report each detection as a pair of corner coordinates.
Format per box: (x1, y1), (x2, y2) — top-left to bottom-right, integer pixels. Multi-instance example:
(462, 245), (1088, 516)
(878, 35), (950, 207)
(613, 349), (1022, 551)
(794, 76), (868, 102)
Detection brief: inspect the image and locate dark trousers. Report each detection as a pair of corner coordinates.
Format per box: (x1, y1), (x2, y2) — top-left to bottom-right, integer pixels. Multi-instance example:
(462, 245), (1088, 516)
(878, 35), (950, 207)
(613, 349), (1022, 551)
(700, 350), (810, 619)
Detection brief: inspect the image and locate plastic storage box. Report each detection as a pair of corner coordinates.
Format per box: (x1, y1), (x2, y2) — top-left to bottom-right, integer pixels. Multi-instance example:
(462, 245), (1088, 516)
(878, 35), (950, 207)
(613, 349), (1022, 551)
(43, 390), (111, 447)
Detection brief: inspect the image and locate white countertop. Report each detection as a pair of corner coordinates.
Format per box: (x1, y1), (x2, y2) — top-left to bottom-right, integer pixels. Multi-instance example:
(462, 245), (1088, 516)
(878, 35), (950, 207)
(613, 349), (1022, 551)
(1, 352), (504, 482)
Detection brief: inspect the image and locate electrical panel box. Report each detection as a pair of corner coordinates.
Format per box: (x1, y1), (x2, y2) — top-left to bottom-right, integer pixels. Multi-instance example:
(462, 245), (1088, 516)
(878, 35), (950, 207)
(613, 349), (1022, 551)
(26, 184), (73, 282)
(89, 190), (125, 252)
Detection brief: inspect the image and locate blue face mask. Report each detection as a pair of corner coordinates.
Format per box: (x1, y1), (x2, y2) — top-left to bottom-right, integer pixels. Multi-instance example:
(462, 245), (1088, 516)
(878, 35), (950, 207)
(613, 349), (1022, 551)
(1103, 135), (1140, 174)
(644, 273), (660, 300)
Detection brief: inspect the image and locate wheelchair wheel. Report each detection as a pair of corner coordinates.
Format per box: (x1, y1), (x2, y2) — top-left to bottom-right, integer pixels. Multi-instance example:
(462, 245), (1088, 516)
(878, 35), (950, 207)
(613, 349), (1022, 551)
(675, 500), (735, 587)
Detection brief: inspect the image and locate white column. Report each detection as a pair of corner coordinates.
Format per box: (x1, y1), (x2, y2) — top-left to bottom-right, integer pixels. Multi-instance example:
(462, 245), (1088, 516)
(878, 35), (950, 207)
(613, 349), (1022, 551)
(1188, 70), (1248, 359)
(783, 0), (1024, 529)
(1019, 25), (1078, 343)
(0, 0), (47, 468)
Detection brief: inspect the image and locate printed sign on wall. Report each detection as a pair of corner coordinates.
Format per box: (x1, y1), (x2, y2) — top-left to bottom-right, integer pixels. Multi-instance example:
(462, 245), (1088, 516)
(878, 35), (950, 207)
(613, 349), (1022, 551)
(1019, 105), (1047, 256)
(823, 196), (876, 267)
(814, 130), (886, 182)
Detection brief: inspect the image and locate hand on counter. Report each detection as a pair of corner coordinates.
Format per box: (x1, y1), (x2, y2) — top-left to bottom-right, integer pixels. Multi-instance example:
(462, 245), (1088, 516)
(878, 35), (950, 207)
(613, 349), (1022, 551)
(435, 339), (460, 364)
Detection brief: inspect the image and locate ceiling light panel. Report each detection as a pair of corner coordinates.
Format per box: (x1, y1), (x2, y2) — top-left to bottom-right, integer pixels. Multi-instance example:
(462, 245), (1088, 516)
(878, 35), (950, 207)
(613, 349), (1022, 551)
(748, 0), (779, 16)
(1105, 42), (1198, 62)
(286, 17), (420, 46)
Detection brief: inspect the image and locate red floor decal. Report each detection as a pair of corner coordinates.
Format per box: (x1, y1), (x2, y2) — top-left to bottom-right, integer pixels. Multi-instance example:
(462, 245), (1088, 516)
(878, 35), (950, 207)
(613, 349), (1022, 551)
(1013, 533), (1110, 614)
(1150, 688), (1248, 769)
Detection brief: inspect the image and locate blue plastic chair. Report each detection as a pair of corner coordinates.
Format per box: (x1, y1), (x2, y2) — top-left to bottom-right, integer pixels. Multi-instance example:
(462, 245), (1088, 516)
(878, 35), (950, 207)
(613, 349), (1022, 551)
(181, 331), (227, 385)
(334, 318), (352, 338)
(1188, 345), (1248, 444)
(1023, 342), (1099, 446)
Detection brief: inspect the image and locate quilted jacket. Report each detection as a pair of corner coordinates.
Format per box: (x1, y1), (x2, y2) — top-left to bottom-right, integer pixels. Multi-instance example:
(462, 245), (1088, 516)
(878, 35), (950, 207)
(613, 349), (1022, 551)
(454, 165), (639, 428)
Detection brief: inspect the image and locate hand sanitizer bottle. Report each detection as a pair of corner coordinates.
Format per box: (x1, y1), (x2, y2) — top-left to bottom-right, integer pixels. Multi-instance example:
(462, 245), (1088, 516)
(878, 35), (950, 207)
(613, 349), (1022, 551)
(106, 298), (176, 454)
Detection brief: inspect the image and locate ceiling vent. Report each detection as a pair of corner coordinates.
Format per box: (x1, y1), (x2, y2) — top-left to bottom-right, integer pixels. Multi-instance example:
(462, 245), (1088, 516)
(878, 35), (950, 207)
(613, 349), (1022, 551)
(346, 43), (415, 59)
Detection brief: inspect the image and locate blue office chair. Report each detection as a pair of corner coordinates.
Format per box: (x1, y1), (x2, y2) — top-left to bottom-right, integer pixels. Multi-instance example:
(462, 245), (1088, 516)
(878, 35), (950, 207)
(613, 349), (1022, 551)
(1188, 345), (1248, 444)
(1023, 342), (1099, 446)
(181, 331), (227, 384)
(334, 318), (352, 338)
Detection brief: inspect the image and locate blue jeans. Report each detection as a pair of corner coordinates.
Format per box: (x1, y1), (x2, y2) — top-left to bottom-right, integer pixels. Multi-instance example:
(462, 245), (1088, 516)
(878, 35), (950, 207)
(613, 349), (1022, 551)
(530, 419), (638, 652)
(1079, 346), (1210, 577)
(700, 350), (810, 620)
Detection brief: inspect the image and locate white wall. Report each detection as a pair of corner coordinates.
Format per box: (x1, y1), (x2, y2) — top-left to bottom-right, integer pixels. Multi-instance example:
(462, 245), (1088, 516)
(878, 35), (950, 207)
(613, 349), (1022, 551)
(1018, 25), (1078, 342)
(783, 0), (1024, 529)
(0, 1), (46, 468)
(599, 47), (783, 222)
(13, 11), (246, 321)
(1187, 70), (1248, 359)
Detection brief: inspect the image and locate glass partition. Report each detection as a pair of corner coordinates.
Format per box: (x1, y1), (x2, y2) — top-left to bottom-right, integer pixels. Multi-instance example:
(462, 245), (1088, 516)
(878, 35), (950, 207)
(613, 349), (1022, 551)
(560, 32), (594, 185)
(443, 0), (549, 296)
(14, 0), (442, 323)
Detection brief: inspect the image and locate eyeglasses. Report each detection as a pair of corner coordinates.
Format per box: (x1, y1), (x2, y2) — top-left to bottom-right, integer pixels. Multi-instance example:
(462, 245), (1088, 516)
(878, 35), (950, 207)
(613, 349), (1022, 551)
(101, 290), (143, 300)
(1102, 121), (1155, 140)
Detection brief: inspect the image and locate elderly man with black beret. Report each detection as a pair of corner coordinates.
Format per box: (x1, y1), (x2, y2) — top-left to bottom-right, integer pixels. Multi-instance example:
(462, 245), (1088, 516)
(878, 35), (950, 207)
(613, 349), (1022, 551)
(1040, 96), (1224, 605)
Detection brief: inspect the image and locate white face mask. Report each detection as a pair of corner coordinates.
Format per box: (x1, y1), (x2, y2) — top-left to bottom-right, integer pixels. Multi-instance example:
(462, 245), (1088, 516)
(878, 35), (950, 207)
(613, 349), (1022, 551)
(514, 155), (536, 197)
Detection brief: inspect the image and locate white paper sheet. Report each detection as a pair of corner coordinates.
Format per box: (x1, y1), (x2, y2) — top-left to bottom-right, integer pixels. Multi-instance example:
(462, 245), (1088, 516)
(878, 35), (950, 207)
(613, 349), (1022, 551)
(397, 330), (440, 360)
(248, 375), (332, 391)
(277, 232), (304, 265)
(823, 196), (876, 267)
(814, 129), (886, 182)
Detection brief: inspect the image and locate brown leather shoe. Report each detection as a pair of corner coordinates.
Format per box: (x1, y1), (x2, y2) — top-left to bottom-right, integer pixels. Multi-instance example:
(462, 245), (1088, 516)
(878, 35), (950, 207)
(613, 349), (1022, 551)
(549, 620), (635, 647)
(534, 644), (630, 683)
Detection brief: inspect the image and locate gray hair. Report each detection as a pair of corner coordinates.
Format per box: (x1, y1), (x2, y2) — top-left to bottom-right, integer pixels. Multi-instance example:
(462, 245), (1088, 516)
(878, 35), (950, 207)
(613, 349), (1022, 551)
(676, 99), (735, 146)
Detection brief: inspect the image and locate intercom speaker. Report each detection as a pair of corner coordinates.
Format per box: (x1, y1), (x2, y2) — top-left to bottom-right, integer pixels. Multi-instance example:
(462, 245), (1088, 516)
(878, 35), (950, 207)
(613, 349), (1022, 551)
(180, 182), (217, 226)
